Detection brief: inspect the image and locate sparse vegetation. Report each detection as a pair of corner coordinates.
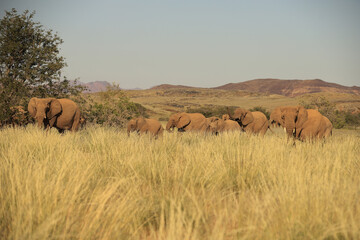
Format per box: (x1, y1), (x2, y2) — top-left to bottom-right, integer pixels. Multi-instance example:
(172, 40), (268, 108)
(0, 126), (359, 239)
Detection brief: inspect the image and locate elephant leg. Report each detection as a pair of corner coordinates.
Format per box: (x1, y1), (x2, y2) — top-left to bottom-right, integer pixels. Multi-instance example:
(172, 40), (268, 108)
(259, 122), (268, 137)
(58, 128), (65, 134)
(299, 128), (316, 142)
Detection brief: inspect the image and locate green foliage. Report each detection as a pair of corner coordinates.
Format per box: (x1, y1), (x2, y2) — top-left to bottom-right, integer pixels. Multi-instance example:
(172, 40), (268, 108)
(74, 84), (148, 127)
(344, 111), (360, 130)
(249, 106), (270, 119)
(186, 105), (237, 118)
(0, 9), (84, 125)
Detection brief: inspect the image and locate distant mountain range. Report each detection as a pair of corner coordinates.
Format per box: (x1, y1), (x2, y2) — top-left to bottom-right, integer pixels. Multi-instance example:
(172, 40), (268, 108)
(79, 79), (360, 97)
(151, 79), (360, 97)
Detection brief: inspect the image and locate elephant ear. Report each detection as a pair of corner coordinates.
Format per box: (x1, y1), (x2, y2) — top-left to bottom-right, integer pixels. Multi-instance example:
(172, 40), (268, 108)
(136, 118), (147, 129)
(47, 99), (62, 119)
(242, 111), (254, 126)
(28, 97), (37, 118)
(177, 114), (191, 129)
(295, 106), (308, 129)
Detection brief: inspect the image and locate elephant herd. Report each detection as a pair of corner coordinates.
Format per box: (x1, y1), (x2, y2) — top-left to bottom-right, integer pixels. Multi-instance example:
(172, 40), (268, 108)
(128, 106), (333, 141)
(24, 97), (333, 141)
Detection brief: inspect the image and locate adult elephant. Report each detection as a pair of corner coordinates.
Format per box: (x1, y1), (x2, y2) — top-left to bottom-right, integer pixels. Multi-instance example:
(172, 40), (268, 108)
(280, 106), (333, 141)
(269, 106), (284, 128)
(166, 112), (207, 132)
(209, 119), (241, 135)
(28, 97), (81, 133)
(127, 117), (163, 138)
(228, 108), (269, 136)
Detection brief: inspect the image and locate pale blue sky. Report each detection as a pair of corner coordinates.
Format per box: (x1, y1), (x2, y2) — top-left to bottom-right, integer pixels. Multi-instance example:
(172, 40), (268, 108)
(1, 0), (359, 89)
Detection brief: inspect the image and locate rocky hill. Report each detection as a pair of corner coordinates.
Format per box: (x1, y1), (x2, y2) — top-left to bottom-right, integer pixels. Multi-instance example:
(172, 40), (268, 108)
(213, 79), (360, 97)
(80, 81), (111, 93)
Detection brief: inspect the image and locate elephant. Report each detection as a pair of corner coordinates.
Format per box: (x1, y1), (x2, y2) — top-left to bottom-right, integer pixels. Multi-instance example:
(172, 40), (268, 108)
(201, 116), (222, 133)
(127, 117), (164, 137)
(166, 112), (207, 132)
(28, 97), (81, 133)
(280, 106), (333, 141)
(209, 119), (241, 135)
(269, 106), (284, 128)
(228, 108), (269, 136)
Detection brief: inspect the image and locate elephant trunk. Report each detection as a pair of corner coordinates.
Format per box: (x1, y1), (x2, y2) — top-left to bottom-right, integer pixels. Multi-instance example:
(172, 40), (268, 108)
(127, 125), (132, 136)
(285, 121), (295, 138)
(166, 121), (174, 132)
(35, 115), (47, 129)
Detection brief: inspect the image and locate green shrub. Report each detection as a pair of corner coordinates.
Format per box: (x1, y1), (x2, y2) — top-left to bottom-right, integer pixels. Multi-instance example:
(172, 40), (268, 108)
(73, 84), (148, 127)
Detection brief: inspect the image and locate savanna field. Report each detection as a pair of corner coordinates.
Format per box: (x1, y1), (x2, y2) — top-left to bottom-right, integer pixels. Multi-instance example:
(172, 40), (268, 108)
(0, 125), (359, 239)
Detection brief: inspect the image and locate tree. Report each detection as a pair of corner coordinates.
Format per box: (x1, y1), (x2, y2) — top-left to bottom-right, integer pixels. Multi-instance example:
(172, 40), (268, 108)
(0, 9), (84, 125)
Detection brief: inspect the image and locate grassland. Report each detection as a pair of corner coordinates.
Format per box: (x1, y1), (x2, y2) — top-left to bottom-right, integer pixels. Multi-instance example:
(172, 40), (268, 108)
(1, 125), (359, 239)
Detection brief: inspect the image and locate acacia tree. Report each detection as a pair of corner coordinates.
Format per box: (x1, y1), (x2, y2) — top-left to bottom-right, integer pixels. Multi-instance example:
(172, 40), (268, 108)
(0, 9), (84, 124)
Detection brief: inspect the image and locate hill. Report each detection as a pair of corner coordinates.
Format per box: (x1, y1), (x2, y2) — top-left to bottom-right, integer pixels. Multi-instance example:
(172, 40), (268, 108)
(213, 79), (360, 97)
(150, 84), (197, 90)
(81, 81), (111, 93)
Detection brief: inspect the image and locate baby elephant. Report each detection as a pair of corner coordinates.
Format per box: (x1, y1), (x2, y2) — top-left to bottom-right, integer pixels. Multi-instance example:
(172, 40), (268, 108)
(127, 117), (164, 138)
(209, 119), (241, 135)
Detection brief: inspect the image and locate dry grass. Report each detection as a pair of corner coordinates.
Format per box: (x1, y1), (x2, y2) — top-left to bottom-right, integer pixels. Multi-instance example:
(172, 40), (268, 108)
(0, 125), (359, 239)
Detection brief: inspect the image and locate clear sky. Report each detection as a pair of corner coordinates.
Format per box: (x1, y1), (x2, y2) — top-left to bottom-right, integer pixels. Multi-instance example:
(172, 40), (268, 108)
(1, 0), (359, 89)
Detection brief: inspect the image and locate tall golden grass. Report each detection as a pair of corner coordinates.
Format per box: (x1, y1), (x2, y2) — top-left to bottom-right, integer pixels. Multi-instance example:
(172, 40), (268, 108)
(0, 126), (359, 239)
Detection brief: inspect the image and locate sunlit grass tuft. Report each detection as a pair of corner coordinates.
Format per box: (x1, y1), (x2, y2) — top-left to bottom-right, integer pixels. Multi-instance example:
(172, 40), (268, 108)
(0, 125), (359, 239)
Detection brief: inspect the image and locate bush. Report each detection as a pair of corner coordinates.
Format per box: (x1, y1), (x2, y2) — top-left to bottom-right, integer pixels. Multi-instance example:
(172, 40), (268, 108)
(344, 111), (360, 130)
(73, 84), (148, 127)
(186, 105), (238, 118)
